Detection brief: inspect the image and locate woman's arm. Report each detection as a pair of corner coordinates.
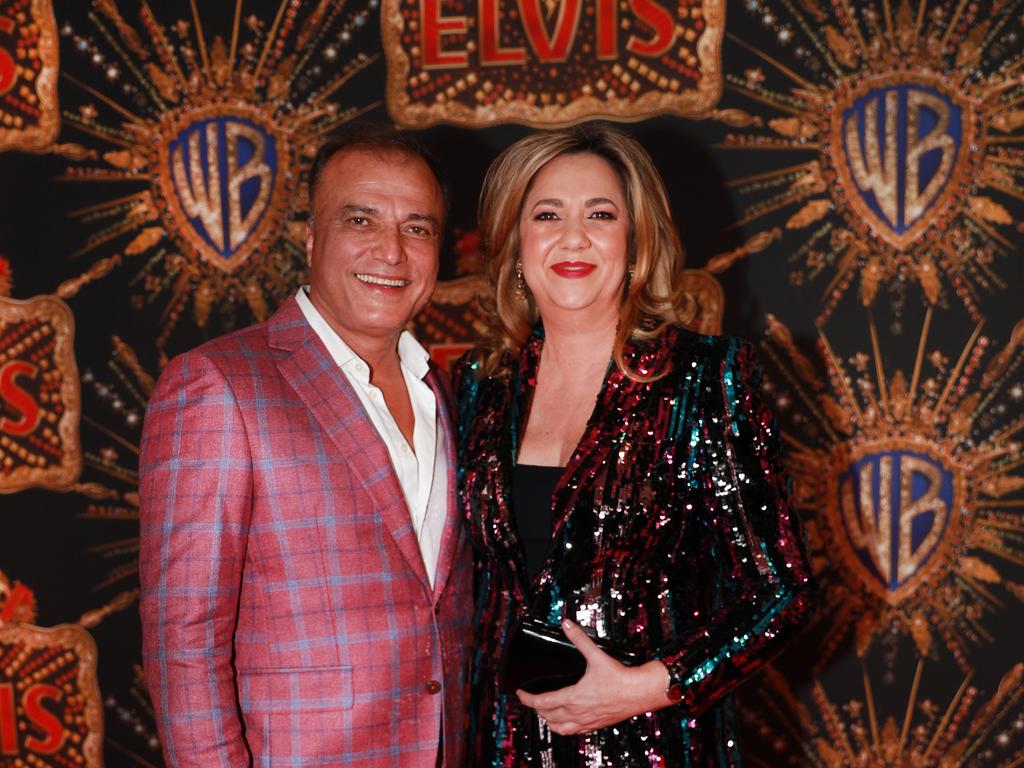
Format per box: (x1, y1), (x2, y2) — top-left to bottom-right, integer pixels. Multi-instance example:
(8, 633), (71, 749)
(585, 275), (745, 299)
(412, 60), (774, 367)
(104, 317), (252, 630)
(654, 336), (816, 714)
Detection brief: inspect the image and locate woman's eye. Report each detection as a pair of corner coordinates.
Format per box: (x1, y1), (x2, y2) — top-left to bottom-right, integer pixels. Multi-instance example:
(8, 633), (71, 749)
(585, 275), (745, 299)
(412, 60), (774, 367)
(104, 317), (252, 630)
(589, 210), (616, 220)
(534, 211), (559, 220)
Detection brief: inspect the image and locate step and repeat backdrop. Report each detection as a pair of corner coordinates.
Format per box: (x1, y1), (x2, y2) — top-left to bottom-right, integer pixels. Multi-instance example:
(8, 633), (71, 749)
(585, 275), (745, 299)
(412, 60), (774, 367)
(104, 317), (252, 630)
(0, 0), (1022, 765)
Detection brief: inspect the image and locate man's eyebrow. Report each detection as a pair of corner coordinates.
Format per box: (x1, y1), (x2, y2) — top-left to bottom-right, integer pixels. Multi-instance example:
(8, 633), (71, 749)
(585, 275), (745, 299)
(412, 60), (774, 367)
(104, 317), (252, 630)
(404, 212), (439, 226)
(340, 204), (379, 215)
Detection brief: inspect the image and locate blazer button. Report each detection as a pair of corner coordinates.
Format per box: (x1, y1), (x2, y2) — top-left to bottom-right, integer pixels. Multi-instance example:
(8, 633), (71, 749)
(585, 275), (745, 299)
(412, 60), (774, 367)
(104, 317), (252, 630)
(433, 603), (441, 615)
(425, 680), (442, 695)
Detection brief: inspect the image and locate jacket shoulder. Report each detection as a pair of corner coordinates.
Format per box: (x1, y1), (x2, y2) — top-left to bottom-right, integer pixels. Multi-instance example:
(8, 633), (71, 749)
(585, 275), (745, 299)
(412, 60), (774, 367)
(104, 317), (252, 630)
(665, 324), (749, 358)
(452, 348), (509, 398)
(655, 325), (754, 377)
(155, 319), (278, 395)
(452, 349), (485, 418)
(187, 318), (274, 360)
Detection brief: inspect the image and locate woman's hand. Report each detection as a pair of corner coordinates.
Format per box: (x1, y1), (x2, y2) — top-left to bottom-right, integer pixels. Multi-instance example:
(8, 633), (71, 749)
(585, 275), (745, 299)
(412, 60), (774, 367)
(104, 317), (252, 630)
(515, 619), (674, 736)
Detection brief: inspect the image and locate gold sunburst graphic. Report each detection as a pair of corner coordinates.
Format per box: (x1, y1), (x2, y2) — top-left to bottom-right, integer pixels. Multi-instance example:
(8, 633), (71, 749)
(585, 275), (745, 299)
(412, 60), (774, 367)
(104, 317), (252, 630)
(52, 0), (381, 353)
(69, 336), (147, 606)
(761, 308), (1024, 668)
(741, 658), (1024, 767)
(712, 0), (1024, 323)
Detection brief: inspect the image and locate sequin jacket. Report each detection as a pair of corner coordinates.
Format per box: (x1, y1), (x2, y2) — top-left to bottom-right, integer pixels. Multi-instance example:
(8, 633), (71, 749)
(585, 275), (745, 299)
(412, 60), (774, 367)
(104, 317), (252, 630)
(454, 324), (816, 767)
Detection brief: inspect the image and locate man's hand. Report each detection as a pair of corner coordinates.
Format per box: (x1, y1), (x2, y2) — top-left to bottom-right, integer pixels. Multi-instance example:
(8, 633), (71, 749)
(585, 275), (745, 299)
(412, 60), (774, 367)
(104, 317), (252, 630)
(515, 619), (674, 736)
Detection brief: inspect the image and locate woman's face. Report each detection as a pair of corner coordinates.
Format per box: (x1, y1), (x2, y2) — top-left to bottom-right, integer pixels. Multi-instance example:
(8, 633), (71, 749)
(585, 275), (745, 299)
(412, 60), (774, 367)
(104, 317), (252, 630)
(518, 152), (630, 323)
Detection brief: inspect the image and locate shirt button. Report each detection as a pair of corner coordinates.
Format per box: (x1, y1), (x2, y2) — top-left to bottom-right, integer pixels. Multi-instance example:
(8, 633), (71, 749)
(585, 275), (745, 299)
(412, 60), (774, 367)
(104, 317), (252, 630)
(425, 680), (441, 695)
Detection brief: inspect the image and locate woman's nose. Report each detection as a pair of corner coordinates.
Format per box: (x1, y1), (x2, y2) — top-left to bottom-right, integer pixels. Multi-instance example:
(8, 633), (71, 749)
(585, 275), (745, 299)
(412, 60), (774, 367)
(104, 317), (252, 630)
(559, 217), (591, 250)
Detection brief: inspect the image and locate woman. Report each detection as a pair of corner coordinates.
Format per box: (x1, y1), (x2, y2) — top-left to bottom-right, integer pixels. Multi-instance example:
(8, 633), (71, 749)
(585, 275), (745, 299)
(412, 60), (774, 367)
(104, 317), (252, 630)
(455, 123), (815, 766)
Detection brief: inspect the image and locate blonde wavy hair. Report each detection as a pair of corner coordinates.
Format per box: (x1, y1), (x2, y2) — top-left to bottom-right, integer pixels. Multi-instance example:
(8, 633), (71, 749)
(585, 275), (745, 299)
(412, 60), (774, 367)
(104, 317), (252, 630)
(476, 122), (688, 379)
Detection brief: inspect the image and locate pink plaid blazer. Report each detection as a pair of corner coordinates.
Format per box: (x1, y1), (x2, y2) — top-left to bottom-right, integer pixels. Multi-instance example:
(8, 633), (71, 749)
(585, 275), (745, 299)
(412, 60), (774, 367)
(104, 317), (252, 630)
(139, 297), (472, 768)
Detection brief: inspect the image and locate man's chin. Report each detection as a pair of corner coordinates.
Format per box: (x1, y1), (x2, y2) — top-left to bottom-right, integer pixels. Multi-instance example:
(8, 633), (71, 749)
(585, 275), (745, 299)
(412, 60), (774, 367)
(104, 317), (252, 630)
(339, 312), (415, 340)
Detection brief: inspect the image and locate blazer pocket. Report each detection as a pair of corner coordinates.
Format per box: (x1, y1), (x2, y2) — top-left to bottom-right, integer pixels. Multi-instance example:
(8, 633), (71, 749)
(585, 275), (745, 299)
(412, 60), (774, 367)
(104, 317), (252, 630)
(240, 666), (355, 766)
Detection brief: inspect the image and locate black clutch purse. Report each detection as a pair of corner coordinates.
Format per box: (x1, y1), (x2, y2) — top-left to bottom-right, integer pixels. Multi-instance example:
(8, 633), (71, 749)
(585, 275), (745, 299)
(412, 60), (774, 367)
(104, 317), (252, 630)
(501, 617), (641, 695)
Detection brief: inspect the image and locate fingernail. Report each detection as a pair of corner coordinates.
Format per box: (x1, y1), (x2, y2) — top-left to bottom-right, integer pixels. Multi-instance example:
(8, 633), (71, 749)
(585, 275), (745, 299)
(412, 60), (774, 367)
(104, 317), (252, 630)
(562, 619), (571, 629)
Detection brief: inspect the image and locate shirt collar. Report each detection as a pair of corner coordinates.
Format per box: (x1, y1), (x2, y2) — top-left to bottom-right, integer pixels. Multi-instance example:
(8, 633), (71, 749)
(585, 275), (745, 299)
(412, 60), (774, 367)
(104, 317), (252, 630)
(397, 328), (431, 379)
(296, 286), (430, 381)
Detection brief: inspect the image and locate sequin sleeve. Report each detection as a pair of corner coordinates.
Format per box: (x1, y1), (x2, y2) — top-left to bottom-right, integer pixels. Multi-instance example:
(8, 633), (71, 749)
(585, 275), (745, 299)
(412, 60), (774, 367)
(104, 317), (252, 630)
(657, 336), (816, 715)
(453, 353), (483, 471)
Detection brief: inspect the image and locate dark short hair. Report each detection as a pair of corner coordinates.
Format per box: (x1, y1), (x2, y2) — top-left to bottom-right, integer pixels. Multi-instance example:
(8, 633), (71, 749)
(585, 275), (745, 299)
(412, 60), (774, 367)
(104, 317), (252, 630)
(308, 124), (450, 220)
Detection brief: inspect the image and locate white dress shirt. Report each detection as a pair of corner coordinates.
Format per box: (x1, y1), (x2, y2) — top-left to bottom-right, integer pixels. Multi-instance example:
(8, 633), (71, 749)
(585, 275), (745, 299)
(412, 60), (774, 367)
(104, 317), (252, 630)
(296, 287), (448, 586)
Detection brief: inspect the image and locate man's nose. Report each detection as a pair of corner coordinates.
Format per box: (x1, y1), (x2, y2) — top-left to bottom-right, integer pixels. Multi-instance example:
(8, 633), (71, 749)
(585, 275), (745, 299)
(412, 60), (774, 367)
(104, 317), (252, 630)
(375, 226), (407, 264)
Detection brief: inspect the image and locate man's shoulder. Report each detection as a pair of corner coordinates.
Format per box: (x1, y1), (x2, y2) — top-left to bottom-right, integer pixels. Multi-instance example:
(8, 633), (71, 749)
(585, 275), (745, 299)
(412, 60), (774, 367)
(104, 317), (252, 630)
(156, 301), (304, 393)
(167, 320), (275, 374)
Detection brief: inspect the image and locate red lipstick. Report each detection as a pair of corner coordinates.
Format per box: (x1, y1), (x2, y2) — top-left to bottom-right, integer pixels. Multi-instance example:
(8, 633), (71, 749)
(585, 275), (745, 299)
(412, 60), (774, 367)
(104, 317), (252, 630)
(550, 261), (596, 278)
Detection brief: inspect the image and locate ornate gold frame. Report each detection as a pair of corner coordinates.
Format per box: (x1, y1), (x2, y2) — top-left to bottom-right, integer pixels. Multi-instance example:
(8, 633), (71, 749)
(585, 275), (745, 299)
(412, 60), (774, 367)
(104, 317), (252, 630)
(0, 0), (59, 152)
(381, 0), (724, 127)
(0, 622), (103, 767)
(0, 294), (81, 493)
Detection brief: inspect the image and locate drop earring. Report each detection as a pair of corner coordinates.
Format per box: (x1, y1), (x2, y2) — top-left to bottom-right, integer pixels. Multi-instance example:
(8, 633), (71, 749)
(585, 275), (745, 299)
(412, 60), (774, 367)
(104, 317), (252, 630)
(515, 260), (527, 300)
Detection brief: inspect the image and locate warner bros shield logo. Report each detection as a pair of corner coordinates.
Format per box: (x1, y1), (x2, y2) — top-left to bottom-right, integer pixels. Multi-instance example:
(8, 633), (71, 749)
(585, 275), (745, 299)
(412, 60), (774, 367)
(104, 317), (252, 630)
(835, 446), (964, 603)
(158, 106), (288, 274)
(833, 77), (971, 251)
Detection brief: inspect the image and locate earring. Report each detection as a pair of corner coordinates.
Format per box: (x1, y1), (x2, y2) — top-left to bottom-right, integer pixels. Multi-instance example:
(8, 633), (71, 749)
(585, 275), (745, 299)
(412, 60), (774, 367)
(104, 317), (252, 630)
(515, 260), (527, 300)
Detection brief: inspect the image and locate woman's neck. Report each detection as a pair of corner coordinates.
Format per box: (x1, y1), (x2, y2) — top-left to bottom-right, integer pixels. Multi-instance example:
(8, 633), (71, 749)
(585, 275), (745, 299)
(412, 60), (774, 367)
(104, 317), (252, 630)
(539, 309), (618, 371)
(517, 307), (618, 467)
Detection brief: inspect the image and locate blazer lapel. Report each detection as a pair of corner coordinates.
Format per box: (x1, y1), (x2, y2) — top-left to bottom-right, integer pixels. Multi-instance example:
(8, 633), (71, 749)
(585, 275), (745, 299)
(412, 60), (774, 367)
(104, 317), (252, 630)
(268, 298), (432, 592)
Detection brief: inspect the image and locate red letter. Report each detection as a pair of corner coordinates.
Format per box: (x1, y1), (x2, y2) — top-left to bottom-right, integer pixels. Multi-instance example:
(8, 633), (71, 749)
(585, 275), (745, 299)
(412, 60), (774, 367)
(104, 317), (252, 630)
(0, 683), (16, 755)
(519, 0), (581, 61)
(0, 360), (40, 437)
(24, 685), (63, 754)
(0, 16), (16, 96)
(479, 0), (526, 65)
(420, 0), (469, 68)
(596, 0), (617, 58)
(627, 0), (675, 56)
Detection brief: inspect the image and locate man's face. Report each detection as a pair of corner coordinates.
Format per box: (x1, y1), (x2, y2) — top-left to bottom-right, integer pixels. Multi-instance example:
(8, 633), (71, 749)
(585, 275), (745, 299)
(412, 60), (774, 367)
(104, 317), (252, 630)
(305, 149), (443, 350)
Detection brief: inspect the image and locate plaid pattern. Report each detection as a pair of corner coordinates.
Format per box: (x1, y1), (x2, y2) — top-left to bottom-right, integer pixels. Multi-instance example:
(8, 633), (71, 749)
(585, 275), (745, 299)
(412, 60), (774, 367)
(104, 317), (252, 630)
(139, 297), (472, 768)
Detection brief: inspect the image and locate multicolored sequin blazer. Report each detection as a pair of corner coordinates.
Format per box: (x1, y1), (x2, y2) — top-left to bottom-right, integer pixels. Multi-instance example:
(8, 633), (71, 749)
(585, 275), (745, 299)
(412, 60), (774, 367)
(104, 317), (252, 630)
(455, 324), (816, 767)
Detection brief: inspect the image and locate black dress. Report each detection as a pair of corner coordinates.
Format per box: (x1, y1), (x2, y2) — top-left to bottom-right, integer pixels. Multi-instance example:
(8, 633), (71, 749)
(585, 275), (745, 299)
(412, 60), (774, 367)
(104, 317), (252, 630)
(511, 464), (563, 583)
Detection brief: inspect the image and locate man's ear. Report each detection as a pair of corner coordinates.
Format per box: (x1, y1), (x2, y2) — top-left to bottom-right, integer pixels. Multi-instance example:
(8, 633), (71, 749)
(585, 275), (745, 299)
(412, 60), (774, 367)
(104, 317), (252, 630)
(305, 219), (314, 268)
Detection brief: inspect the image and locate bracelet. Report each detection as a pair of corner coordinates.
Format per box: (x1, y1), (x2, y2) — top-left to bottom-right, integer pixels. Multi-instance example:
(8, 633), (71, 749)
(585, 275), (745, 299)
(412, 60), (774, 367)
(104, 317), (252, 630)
(656, 659), (684, 703)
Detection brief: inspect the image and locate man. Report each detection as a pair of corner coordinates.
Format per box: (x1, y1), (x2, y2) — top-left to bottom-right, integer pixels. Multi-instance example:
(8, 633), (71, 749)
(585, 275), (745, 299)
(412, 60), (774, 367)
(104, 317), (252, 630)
(139, 127), (472, 768)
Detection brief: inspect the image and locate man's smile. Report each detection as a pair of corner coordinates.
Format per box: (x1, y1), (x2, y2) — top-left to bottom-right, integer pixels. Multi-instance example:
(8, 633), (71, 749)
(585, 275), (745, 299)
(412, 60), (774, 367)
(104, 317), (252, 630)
(355, 273), (410, 287)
